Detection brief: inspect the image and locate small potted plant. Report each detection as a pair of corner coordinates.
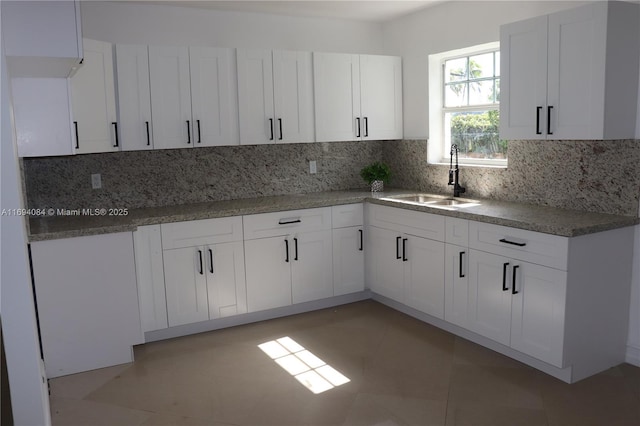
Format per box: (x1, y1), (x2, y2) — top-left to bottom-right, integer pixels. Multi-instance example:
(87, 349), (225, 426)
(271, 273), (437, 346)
(360, 161), (391, 192)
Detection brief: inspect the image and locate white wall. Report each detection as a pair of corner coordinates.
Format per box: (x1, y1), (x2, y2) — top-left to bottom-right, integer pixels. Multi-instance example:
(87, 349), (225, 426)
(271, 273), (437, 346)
(381, 0), (588, 138)
(0, 4), (51, 424)
(81, 1), (385, 54)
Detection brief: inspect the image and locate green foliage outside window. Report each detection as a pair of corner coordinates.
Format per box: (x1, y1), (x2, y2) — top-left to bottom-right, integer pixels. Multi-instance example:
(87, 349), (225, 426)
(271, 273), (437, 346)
(450, 110), (507, 159)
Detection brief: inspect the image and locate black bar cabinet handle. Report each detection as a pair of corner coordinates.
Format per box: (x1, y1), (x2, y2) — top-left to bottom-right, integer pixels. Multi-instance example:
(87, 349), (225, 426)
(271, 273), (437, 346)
(269, 118), (274, 140)
(547, 106), (553, 135)
(145, 121), (150, 146)
(294, 237), (298, 261)
(356, 117), (361, 138)
(186, 120), (191, 144)
(74, 121), (79, 149)
(512, 265), (520, 294)
(502, 262), (510, 291)
(278, 219), (301, 225)
(364, 117), (368, 137)
(197, 119), (201, 143)
(396, 236), (402, 259)
(284, 239), (289, 263)
(197, 250), (203, 275)
(208, 248), (214, 274)
(112, 122), (119, 147)
(459, 251), (465, 278)
(278, 118), (283, 140)
(499, 238), (526, 247)
(536, 106), (542, 135)
(358, 229), (363, 251)
(402, 238), (408, 262)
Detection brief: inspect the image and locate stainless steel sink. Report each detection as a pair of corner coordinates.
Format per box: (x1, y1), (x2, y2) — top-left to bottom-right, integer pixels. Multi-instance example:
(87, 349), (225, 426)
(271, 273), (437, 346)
(380, 194), (480, 210)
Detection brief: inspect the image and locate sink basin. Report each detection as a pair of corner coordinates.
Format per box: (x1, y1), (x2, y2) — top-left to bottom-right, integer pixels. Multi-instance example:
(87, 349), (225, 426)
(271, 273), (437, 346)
(380, 194), (481, 210)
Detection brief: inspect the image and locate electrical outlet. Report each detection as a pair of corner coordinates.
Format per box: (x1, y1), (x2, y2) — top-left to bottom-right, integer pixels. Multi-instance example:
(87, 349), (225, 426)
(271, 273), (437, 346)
(309, 160), (317, 174)
(91, 173), (102, 189)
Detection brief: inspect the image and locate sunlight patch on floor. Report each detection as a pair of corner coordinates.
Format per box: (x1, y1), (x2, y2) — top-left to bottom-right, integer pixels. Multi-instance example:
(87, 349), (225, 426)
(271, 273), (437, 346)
(258, 336), (350, 394)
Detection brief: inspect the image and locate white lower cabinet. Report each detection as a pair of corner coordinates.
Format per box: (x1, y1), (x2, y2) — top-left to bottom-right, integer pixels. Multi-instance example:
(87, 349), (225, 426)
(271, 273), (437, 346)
(133, 225), (168, 332)
(244, 208), (333, 313)
(444, 243), (469, 328)
(31, 233), (142, 378)
(332, 204), (365, 296)
(160, 217), (247, 327)
(468, 249), (567, 367)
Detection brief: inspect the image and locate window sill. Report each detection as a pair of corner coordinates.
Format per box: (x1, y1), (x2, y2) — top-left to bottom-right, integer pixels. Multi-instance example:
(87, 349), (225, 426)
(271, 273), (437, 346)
(430, 161), (508, 169)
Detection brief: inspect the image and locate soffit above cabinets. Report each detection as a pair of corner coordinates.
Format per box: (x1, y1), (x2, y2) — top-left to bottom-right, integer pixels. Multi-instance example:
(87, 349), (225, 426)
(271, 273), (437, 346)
(132, 0), (443, 23)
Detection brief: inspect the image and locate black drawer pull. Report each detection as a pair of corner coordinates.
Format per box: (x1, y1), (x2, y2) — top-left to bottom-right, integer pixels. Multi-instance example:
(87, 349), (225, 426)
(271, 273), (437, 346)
(294, 237), (298, 261)
(499, 238), (526, 247)
(358, 229), (363, 251)
(459, 251), (465, 278)
(396, 236), (401, 259)
(278, 219), (301, 225)
(208, 248), (214, 274)
(197, 250), (203, 275)
(402, 238), (408, 262)
(512, 265), (520, 294)
(284, 239), (289, 263)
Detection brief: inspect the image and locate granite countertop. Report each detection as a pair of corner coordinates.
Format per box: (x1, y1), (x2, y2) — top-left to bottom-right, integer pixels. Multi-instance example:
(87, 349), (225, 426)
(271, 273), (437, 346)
(28, 189), (639, 241)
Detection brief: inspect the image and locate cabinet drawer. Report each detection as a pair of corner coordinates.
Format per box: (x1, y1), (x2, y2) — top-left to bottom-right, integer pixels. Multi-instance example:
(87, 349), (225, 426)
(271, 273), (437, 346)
(161, 216), (243, 249)
(469, 221), (568, 270)
(367, 204), (445, 241)
(243, 207), (331, 240)
(332, 203), (363, 228)
(446, 217), (469, 246)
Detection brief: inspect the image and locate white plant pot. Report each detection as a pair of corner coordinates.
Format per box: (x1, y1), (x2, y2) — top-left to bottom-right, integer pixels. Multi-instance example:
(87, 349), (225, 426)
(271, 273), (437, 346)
(371, 180), (384, 192)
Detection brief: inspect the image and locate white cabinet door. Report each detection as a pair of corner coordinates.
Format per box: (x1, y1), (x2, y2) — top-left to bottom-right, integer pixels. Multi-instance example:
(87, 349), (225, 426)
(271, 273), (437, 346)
(149, 46), (193, 150)
(115, 44), (153, 151)
(244, 236), (292, 312)
(368, 226), (404, 303)
(272, 50), (315, 143)
(547, 5), (605, 140)
(70, 38), (118, 153)
(314, 52), (361, 142)
(468, 249), (512, 346)
(237, 49), (275, 145)
(189, 47), (239, 147)
(404, 235), (445, 319)
(31, 233), (142, 378)
(133, 225), (168, 332)
(206, 241), (247, 318)
(291, 230), (333, 304)
(163, 246), (210, 326)
(510, 262), (566, 367)
(499, 15), (548, 140)
(360, 55), (402, 140)
(444, 244), (469, 328)
(332, 226), (365, 296)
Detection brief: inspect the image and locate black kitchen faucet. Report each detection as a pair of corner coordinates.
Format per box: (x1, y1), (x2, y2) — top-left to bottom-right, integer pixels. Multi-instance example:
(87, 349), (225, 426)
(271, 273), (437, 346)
(448, 144), (466, 197)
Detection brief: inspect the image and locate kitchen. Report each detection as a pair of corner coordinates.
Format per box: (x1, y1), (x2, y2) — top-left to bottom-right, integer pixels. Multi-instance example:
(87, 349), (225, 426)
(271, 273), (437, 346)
(2, 1), (640, 425)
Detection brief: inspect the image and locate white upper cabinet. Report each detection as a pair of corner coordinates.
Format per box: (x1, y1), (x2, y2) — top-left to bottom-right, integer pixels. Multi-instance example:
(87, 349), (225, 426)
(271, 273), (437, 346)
(500, 1), (640, 140)
(70, 38), (118, 154)
(3, 0), (83, 77)
(115, 45), (153, 151)
(237, 49), (314, 144)
(149, 46), (239, 150)
(189, 47), (240, 147)
(148, 46), (193, 150)
(314, 53), (402, 142)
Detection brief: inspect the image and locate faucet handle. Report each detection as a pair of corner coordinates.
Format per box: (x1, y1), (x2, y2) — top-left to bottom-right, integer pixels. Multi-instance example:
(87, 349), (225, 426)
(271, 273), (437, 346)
(448, 169), (455, 185)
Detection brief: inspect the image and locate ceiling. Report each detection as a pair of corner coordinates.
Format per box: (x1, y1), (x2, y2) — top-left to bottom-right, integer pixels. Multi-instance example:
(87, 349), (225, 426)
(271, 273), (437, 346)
(134, 1), (444, 22)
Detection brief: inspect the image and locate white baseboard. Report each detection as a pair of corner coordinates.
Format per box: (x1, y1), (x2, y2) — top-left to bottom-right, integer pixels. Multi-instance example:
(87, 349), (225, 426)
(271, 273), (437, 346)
(626, 344), (640, 367)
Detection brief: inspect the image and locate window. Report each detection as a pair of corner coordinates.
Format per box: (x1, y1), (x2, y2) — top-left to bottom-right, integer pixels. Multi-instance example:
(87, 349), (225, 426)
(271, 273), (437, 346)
(428, 42), (506, 166)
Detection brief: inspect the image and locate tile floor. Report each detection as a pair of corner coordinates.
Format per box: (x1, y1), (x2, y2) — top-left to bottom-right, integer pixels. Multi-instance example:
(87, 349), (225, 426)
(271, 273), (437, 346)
(49, 300), (640, 426)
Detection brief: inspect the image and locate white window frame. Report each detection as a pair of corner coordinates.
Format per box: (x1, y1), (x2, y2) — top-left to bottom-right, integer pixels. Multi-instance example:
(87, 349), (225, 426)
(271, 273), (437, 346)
(428, 42), (506, 167)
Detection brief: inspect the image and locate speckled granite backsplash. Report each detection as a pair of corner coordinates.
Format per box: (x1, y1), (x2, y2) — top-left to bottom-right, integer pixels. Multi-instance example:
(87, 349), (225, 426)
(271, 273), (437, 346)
(383, 139), (640, 216)
(23, 138), (640, 216)
(23, 141), (383, 210)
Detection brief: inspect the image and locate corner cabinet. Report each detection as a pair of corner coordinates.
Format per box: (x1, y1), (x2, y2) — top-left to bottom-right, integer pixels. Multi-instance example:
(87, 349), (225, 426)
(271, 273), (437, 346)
(243, 208), (333, 312)
(148, 46), (239, 149)
(500, 1), (640, 140)
(314, 53), (402, 142)
(237, 49), (314, 144)
(70, 38), (118, 154)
